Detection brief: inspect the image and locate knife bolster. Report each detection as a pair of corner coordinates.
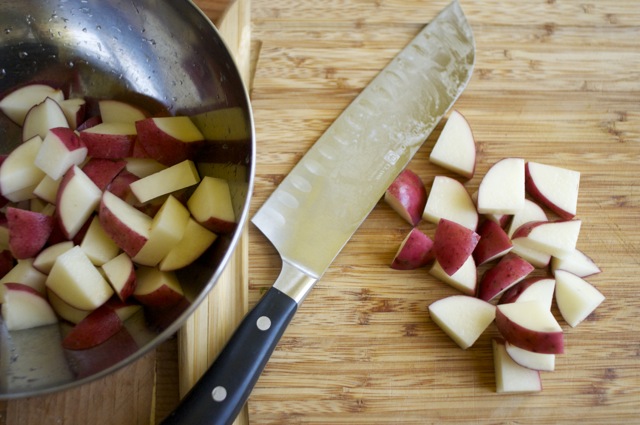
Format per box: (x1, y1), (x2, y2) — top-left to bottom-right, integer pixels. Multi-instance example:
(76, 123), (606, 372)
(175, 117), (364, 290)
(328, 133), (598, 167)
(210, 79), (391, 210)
(272, 260), (318, 304)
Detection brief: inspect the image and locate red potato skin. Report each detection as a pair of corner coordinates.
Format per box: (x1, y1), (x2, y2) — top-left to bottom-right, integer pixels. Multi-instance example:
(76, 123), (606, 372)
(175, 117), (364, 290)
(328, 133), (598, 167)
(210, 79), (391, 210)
(6, 207), (54, 259)
(106, 170), (139, 204)
(49, 127), (85, 151)
(472, 219), (513, 266)
(110, 264), (137, 302)
(434, 218), (481, 276)
(477, 252), (535, 301)
(4, 282), (45, 298)
(495, 306), (564, 354)
(64, 327), (138, 378)
(510, 220), (548, 239)
(131, 139), (151, 158)
(82, 158), (127, 191)
(198, 217), (237, 235)
(62, 303), (124, 350)
(498, 276), (550, 305)
(525, 163), (574, 220)
(135, 118), (203, 166)
(79, 131), (135, 159)
(134, 285), (184, 311)
(75, 115), (102, 131)
(391, 228), (435, 270)
(98, 194), (148, 257)
(384, 169), (427, 226)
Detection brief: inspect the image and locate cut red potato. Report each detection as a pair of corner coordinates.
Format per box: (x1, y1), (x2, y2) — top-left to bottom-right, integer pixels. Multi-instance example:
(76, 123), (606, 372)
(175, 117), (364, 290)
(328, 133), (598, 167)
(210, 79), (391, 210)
(472, 219), (513, 266)
(477, 253), (534, 302)
(133, 195), (190, 267)
(98, 99), (149, 124)
(507, 198), (548, 238)
(0, 83), (65, 125)
(390, 228), (434, 270)
(190, 106), (251, 141)
(510, 239), (551, 269)
(47, 289), (90, 325)
(79, 216), (120, 266)
(33, 241), (74, 274)
(79, 122), (137, 159)
(0, 259), (47, 295)
(158, 218), (217, 271)
(124, 157), (166, 178)
(105, 297), (143, 322)
(22, 97), (69, 141)
(99, 191), (152, 257)
(550, 248), (601, 278)
(34, 127), (88, 180)
(76, 115), (102, 131)
(422, 175), (478, 231)
(6, 207), (54, 259)
(135, 116), (205, 166)
(554, 269), (605, 327)
(129, 159), (200, 204)
(62, 303), (124, 350)
(495, 301), (564, 354)
(511, 219), (581, 259)
(433, 218), (480, 276)
(525, 161), (580, 220)
(477, 157), (525, 215)
(187, 176), (237, 234)
(59, 97), (87, 129)
(133, 266), (184, 310)
(498, 277), (556, 311)
(0, 135), (46, 202)
(428, 295), (495, 349)
(505, 340), (555, 372)
(46, 245), (114, 310)
(56, 165), (103, 239)
(1, 283), (58, 331)
(492, 338), (542, 393)
(81, 158), (127, 191)
(470, 190), (509, 227)
(33, 174), (62, 204)
(106, 170), (139, 204)
(429, 256), (477, 296)
(429, 110), (476, 179)
(101, 252), (137, 301)
(384, 168), (427, 226)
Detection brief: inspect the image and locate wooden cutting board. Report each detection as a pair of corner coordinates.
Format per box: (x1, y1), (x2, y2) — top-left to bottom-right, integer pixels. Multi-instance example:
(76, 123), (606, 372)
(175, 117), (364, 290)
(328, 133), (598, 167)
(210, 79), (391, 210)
(245, 0), (639, 423)
(2, 1), (639, 424)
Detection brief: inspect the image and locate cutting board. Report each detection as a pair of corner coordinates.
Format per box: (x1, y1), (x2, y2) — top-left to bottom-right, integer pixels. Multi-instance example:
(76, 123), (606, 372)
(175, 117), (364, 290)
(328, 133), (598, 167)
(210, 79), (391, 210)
(245, 0), (639, 423)
(1, 0), (639, 424)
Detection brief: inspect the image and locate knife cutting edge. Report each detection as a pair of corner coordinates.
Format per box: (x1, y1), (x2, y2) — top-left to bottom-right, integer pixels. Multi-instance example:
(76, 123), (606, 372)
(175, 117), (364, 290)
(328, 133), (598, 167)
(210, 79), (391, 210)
(162, 1), (475, 423)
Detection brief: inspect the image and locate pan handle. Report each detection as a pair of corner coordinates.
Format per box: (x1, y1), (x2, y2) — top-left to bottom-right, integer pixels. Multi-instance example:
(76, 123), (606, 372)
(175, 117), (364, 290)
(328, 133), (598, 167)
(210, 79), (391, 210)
(161, 285), (298, 425)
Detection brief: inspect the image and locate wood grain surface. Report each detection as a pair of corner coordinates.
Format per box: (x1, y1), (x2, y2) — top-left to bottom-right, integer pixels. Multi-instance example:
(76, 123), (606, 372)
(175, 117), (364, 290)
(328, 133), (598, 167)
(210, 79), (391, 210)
(245, 0), (639, 424)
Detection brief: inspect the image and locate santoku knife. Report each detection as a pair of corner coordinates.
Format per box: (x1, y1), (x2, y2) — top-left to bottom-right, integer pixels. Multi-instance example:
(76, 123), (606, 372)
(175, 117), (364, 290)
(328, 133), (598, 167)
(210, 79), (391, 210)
(163, 1), (475, 423)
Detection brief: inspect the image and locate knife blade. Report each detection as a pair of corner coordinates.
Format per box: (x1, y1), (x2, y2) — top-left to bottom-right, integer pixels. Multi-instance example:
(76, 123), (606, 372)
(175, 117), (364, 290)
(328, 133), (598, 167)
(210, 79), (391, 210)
(162, 1), (474, 424)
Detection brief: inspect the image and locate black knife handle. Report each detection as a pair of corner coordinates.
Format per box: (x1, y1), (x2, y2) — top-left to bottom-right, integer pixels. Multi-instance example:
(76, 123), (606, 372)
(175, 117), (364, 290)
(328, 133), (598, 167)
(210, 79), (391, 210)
(161, 287), (298, 425)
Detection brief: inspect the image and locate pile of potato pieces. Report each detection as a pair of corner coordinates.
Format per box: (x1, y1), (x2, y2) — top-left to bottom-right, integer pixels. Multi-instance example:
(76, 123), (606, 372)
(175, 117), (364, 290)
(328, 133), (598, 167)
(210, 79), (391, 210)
(384, 110), (604, 393)
(0, 83), (238, 350)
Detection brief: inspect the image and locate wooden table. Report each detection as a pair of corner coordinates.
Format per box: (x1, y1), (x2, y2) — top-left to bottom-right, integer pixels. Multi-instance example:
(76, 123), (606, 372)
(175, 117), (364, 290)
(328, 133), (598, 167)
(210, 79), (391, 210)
(3, 0), (640, 424)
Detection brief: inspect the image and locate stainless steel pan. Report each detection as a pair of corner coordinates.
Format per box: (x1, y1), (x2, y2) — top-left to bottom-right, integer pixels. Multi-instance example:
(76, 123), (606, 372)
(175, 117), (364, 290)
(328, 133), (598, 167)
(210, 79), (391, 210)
(0, 0), (254, 398)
